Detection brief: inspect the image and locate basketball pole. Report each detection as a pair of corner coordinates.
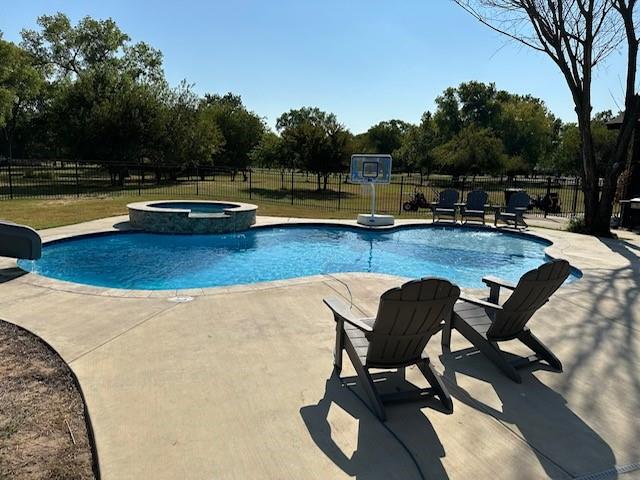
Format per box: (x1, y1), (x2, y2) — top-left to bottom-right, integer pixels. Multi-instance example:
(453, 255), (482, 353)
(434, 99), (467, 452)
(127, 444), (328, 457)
(370, 182), (376, 218)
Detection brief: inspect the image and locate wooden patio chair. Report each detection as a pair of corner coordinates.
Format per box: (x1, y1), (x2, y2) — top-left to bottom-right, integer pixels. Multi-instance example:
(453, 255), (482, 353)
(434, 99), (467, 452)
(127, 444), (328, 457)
(442, 259), (571, 383)
(431, 189), (459, 223)
(494, 191), (530, 229)
(461, 190), (489, 225)
(324, 278), (460, 420)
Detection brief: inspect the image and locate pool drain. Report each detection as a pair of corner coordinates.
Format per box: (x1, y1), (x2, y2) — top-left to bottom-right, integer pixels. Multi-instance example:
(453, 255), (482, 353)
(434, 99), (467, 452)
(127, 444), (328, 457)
(168, 296), (194, 303)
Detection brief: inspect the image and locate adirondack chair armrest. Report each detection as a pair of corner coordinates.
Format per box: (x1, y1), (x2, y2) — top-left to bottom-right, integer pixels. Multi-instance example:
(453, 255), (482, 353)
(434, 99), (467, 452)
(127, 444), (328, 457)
(482, 275), (517, 291)
(323, 297), (374, 332)
(459, 294), (503, 311)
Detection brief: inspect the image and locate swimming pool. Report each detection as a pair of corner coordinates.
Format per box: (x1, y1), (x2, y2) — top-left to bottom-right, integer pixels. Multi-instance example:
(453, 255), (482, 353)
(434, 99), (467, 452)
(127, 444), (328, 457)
(17, 225), (578, 290)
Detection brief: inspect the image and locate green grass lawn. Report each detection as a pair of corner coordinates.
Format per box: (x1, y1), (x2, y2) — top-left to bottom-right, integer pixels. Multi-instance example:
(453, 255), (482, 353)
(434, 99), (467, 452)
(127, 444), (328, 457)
(0, 195), (398, 230)
(1, 168), (581, 229)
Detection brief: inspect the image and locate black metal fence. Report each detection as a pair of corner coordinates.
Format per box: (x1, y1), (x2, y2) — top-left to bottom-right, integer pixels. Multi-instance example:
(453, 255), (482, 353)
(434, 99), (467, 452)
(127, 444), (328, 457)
(0, 159), (610, 218)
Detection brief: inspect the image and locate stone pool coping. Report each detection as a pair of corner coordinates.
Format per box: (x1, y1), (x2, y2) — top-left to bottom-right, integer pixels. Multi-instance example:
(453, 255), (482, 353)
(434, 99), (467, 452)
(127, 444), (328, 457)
(127, 199), (258, 216)
(3, 215), (577, 298)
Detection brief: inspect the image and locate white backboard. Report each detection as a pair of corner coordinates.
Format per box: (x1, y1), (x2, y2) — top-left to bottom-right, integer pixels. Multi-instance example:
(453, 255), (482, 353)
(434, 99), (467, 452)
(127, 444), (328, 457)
(350, 154), (392, 184)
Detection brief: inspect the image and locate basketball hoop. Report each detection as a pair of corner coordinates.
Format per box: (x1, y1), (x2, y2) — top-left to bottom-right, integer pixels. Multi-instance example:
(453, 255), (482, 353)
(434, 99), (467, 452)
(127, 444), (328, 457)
(350, 154), (395, 226)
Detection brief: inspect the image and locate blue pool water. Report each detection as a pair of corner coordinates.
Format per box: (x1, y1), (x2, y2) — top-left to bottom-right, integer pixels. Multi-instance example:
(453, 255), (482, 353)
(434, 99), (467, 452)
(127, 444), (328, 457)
(18, 226), (578, 290)
(151, 202), (236, 213)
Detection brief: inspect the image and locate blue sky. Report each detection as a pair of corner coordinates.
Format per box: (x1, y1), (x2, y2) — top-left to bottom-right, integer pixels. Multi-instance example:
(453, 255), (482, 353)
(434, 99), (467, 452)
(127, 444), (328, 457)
(2, 0), (628, 133)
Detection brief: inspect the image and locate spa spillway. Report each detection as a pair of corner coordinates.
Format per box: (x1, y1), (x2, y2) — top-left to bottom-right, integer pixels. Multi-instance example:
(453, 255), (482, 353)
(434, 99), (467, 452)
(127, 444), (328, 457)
(127, 200), (258, 233)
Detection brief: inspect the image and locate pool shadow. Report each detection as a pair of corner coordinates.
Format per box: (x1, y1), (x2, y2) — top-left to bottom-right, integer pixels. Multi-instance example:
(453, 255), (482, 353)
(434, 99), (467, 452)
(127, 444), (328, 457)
(300, 370), (449, 480)
(112, 221), (135, 231)
(0, 267), (27, 284)
(440, 348), (617, 478)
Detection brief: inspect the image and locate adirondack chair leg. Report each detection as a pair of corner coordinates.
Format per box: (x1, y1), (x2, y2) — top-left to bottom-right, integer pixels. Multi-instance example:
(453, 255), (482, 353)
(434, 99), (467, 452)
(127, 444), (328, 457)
(455, 318), (522, 383)
(417, 359), (453, 413)
(441, 312), (453, 351)
(518, 329), (563, 372)
(486, 341), (522, 383)
(333, 317), (344, 374)
(344, 337), (386, 421)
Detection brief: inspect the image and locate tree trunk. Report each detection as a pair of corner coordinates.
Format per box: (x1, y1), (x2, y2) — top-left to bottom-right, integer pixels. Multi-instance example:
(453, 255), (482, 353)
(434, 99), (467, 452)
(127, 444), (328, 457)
(576, 107), (607, 235)
(316, 173), (321, 191)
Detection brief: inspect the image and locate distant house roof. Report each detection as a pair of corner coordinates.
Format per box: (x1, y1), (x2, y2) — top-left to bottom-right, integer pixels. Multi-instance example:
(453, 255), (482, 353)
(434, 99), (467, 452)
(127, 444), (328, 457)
(606, 112), (639, 129)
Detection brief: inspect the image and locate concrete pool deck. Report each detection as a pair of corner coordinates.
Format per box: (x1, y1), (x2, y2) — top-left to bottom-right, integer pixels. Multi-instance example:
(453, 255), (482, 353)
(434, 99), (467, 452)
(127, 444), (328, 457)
(0, 216), (639, 479)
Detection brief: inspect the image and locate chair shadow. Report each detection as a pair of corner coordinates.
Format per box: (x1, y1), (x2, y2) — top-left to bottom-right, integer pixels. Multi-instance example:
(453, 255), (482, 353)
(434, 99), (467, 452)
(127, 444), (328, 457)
(440, 348), (617, 479)
(300, 370), (449, 480)
(0, 267), (27, 284)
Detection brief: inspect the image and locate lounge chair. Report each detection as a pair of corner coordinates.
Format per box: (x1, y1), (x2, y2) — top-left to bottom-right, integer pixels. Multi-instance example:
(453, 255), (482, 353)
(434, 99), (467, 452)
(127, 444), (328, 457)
(461, 190), (489, 224)
(494, 191), (530, 229)
(431, 189), (459, 223)
(324, 278), (460, 420)
(442, 259), (570, 383)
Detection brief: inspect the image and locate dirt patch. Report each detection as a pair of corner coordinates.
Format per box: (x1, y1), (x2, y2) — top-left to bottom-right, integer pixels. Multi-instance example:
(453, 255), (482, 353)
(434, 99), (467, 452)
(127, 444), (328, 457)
(0, 320), (97, 480)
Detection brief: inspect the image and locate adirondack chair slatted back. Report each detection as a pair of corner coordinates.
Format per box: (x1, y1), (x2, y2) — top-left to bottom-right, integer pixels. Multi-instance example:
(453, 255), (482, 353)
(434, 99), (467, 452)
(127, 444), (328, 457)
(366, 278), (460, 367)
(506, 191), (530, 213)
(487, 260), (571, 340)
(438, 189), (459, 209)
(466, 190), (488, 210)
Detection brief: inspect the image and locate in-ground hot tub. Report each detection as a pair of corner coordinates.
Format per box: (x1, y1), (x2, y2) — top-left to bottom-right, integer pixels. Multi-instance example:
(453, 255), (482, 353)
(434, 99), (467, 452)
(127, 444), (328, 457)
(127, 200), (258, 234)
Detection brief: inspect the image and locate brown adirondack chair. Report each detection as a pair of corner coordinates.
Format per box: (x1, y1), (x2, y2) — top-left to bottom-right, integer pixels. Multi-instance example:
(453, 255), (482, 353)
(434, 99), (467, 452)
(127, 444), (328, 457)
(442, 259), (571, 383)
(324, 278), (460, 420)
(431, 189), (459, 223)
(460, 190), (489, 225)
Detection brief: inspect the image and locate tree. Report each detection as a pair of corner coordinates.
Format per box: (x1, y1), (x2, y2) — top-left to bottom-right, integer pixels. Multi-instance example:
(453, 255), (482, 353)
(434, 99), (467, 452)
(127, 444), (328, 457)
(546, 112), (618, 175)
(201, 93), (265, 181)
(362, 120), (410, 163)
(454, 0), (639, 235)
(21, 13), (163, 83)
(431, 82), (558, 172)
(0, 37), (44, 159)
(433, 87), (463, 141)
(19, 12), (168, 178)
(276, 107), (350, 190)
(250, 131), (284, 168)
(457, 81), (501, 127)
(161, 82), (223, 180)
(395, 112), (438, 178)
(432, 125), (507, 176)
(497, 95), (557, 170)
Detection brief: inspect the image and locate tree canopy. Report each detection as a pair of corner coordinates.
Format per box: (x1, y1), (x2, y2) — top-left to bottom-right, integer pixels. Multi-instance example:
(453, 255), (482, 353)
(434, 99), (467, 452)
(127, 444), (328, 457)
(0, 12), (624, 194)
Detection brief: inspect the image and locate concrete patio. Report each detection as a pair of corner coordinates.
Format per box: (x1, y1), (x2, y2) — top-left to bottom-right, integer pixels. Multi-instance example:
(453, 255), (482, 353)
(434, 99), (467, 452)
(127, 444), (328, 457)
(0, 216), (638, 479)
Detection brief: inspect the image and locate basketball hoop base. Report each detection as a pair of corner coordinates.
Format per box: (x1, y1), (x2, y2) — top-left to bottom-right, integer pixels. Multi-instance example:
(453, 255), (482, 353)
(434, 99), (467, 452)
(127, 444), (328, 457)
(357, 214), (395, 227)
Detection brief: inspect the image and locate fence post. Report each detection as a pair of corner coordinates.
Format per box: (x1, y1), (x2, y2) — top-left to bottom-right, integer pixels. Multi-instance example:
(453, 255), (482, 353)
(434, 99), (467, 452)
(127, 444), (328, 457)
(75, 160), (80, 197)
(249, 168), (253, 200)
(196, 165), (199, 196)
(138, 161), (142, 196)
(337, 174), (342, 210)
(572, 177), (579, 217)
(7, 159), (13, 199)
(398, 176), (404, 215)
(291, 170), (294, 205)
(544, 177), (551, 218)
